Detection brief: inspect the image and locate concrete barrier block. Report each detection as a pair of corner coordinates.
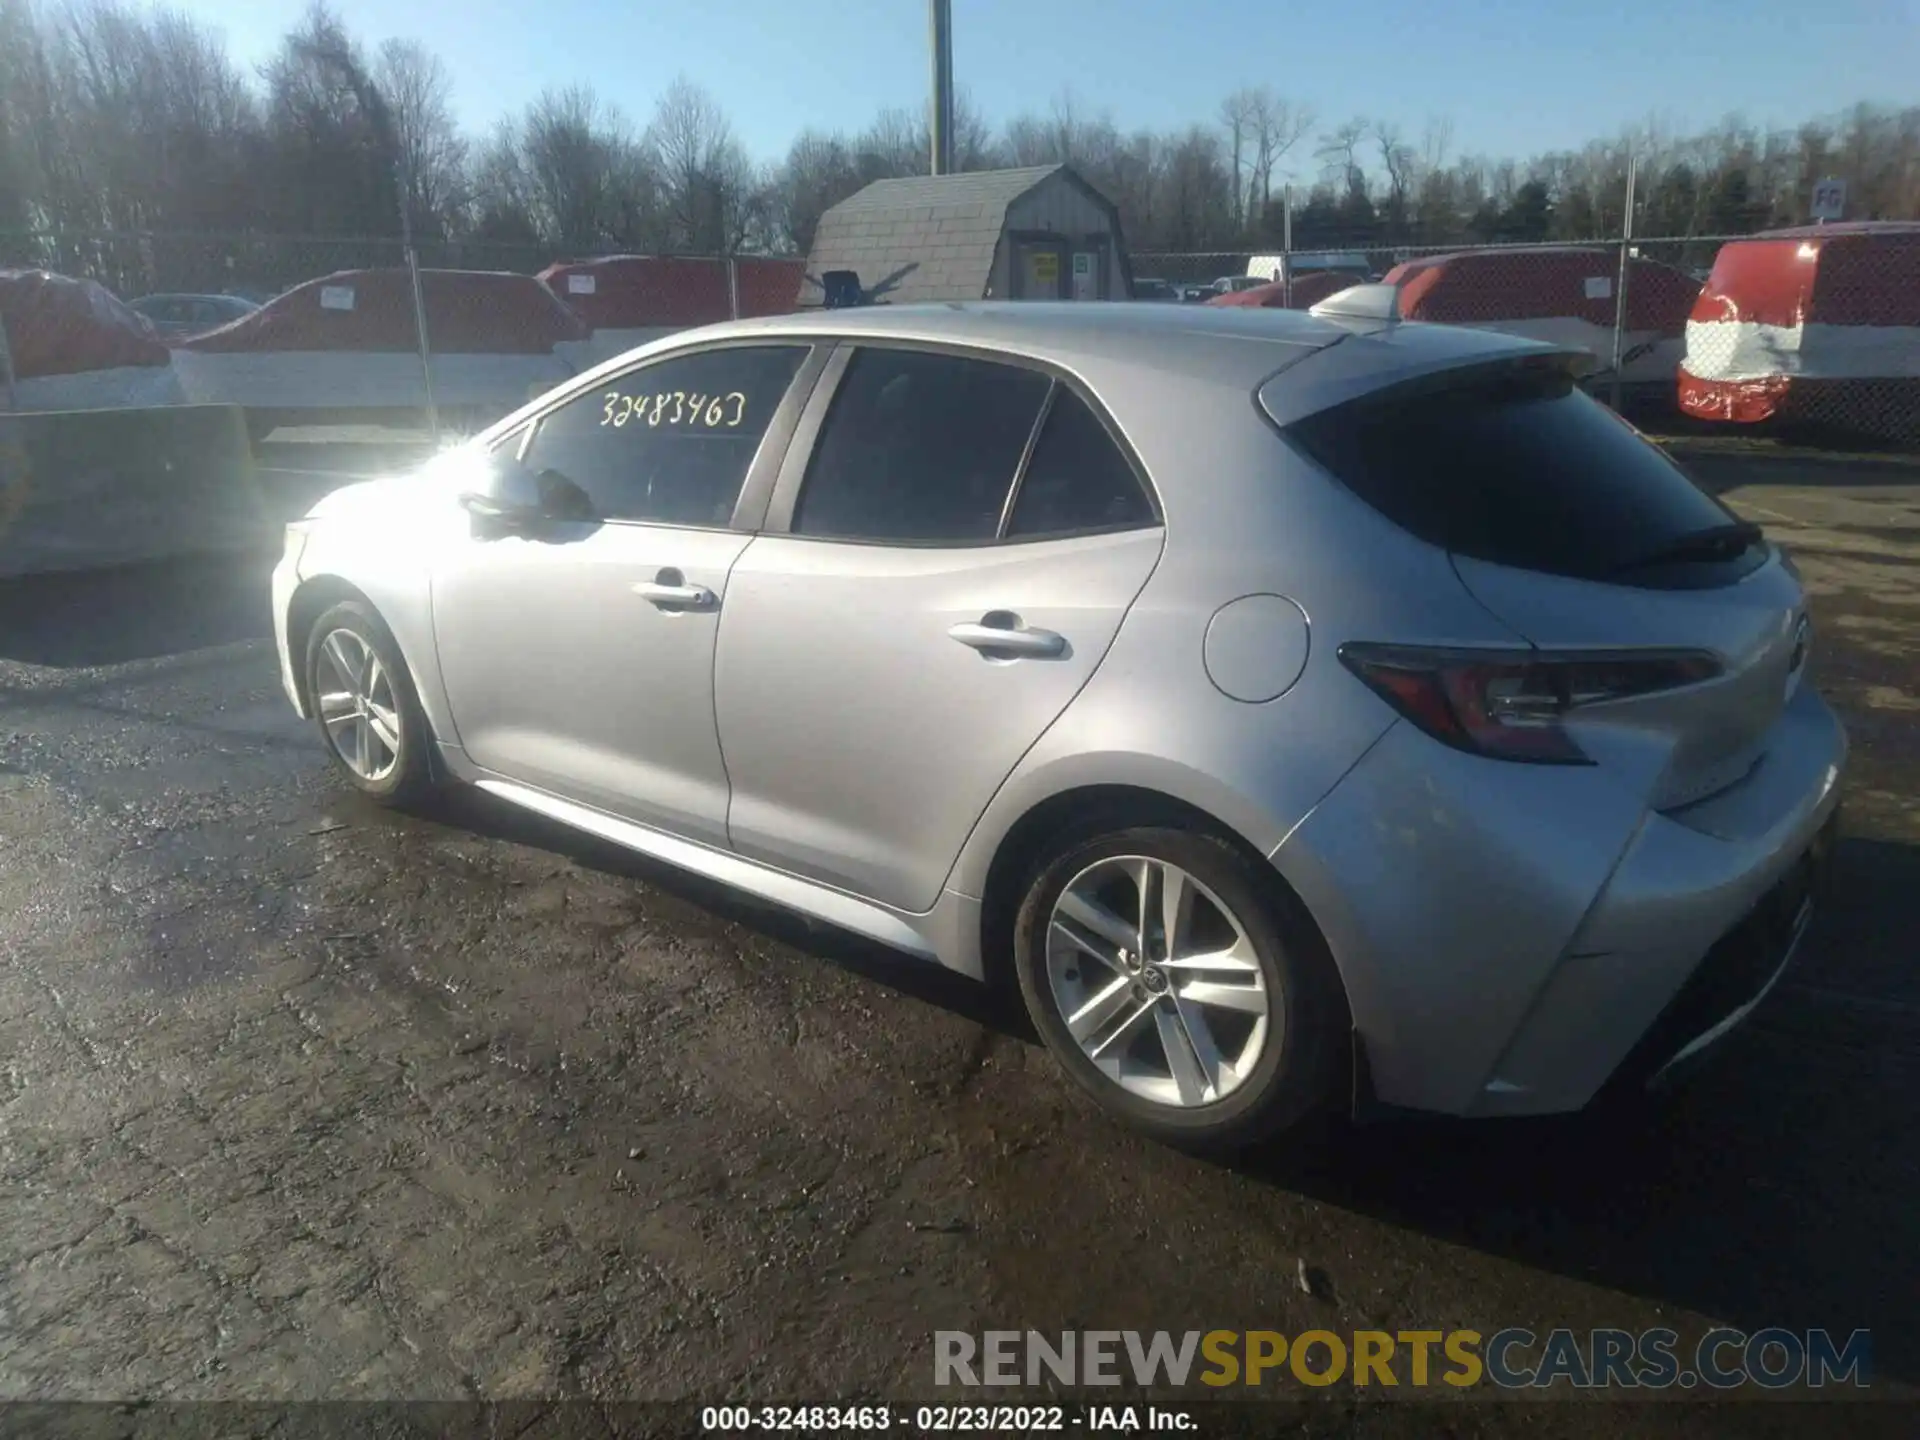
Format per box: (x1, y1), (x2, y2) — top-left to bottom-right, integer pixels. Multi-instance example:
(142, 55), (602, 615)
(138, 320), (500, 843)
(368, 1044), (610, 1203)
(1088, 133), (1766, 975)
(0, 404), (270, 579)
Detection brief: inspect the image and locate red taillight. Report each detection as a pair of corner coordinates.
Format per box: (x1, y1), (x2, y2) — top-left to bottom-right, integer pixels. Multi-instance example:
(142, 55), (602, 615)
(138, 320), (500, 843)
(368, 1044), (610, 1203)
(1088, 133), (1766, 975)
(1338, 644), (1722, 765)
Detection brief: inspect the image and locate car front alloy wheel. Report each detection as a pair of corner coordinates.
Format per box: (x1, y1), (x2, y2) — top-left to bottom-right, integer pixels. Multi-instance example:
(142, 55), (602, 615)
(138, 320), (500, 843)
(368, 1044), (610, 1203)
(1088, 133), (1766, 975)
(315, 626), (403, 783)
(303, 600), (435, 804)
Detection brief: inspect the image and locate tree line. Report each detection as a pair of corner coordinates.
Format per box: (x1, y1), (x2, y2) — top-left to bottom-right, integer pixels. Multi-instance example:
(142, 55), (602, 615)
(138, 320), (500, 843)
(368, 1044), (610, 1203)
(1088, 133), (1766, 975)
(3, 0), (1917, 282)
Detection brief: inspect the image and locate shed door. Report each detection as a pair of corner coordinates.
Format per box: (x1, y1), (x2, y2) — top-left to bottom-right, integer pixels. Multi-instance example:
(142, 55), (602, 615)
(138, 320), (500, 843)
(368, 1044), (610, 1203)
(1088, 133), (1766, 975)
(1017, 243), (1066, 299)
(1071, 250), (1099, 301)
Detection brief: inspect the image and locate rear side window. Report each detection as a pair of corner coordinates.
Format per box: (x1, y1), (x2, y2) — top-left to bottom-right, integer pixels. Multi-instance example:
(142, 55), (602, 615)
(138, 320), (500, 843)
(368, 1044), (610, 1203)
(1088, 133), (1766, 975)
(1285, 364), (1754, 584)
(795, 348), (1050, 543)
(1006, 388), (1155, 538)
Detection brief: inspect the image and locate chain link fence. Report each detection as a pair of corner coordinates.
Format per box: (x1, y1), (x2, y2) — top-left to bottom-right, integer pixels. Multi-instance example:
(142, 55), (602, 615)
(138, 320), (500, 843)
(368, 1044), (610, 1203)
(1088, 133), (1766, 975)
(2, 225), (1914, 450)
(1, 230), (410, 302)
(0, 230), (812, 446)
(1137, 232), (1919, 446)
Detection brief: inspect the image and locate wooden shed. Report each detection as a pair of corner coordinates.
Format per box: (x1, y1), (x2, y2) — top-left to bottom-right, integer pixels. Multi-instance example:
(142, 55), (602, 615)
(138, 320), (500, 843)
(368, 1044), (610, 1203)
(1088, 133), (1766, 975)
(803, 164), (1133, 307)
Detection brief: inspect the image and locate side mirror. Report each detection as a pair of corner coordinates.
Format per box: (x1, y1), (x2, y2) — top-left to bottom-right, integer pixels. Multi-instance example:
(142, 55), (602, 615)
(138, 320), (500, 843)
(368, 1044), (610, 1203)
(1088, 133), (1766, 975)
(457, 454), (597, 530)
(458, 452), (545, 525)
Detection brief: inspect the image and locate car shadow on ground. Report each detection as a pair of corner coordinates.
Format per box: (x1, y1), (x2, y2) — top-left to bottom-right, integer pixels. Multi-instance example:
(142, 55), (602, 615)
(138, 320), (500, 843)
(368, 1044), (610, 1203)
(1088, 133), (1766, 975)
(390, 778), (1916, 1380)
(1237, 831), (1919, 1383)
(0, 555), (274, 667)
(413, 782), (1027, 1039)
(1664, 440), (1920, 496)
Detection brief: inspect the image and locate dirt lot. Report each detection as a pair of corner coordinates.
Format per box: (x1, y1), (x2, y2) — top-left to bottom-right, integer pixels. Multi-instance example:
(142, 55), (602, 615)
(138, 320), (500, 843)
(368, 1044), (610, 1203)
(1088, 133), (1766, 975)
(2, 441), (1917, 1434)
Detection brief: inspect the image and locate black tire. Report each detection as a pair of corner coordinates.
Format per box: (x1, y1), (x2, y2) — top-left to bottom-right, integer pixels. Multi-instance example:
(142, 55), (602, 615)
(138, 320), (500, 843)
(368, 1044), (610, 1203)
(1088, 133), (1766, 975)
(303, 599), (436, 804)
(1013, 824), (1346, 1152)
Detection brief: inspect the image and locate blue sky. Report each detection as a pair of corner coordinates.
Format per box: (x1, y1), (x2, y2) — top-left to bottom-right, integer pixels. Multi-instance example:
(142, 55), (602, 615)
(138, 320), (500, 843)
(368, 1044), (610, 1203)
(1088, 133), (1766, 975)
(196, 0), (1919, 169)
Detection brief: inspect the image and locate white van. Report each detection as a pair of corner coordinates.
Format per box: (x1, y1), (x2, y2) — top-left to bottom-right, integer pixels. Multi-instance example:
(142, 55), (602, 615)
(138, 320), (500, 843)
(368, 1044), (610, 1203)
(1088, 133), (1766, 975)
(1245, 252), (1374, 283)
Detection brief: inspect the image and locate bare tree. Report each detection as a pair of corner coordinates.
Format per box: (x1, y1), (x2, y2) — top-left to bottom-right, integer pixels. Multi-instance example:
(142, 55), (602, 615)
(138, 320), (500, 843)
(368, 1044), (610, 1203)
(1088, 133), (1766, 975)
(1315, 118), (1369, 191)
(1411, 118), (1458, 242)
(865, 89), (996, 176)
(775, 129), (856, 252)
(1243, 86), (1313, 229)
(377, 39), (465, 241)
(851, 107), (921, 176)
(467, 118), (539, 243)
(1372, 121), (1415, 201)
(1371, 119), (1417, 241)
(0, 0), (58, 232)
(1160, 125), (1235, 251)
(260, 3), (404, 238)
(0, 0), (251, 279)
(771, 89), (999, 253)
(517, 85), (642, 251)
(5, 0), (1920, 280)
(1004, 90), (1116, 171)
(645, 75), (761, 253)
(1046, 90), (1085, 163)
(1106, 130), (1167, 246)
(946, 90), (999, 172)
(1221, 89), (1255, 227)
(1000, 113), (1051, 169)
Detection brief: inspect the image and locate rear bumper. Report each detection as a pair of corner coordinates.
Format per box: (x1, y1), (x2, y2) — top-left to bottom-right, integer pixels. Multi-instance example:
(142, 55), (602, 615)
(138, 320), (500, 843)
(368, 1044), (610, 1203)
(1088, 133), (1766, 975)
(1604, 810), (1836, 1098)
(1271, 683), (1847, 1118)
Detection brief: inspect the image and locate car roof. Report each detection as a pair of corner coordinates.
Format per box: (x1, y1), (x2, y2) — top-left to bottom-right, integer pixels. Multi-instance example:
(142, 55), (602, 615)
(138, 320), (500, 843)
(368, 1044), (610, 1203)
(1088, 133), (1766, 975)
(655, 300), (1574, 405)
(683, 300), (1349, 372)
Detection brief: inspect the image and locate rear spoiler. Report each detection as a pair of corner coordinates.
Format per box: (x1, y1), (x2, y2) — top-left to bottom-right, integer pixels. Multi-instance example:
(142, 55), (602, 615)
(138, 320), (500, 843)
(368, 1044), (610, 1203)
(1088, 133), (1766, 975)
(1258, 337), (1597, 430)
(1307, 283), (1401, 324)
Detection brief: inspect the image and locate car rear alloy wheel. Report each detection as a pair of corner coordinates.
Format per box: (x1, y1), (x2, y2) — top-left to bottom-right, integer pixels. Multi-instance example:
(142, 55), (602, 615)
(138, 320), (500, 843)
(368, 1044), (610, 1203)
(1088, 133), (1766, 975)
(1015, 826), (1344, 1150)
(1047, 856), (1272, 1108)
(303, 600), (435, 804)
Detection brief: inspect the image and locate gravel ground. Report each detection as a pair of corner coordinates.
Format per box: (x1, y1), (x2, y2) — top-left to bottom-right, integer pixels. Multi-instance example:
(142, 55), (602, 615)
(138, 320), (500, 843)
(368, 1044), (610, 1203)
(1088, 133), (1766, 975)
(1, 445), (1916, 1435)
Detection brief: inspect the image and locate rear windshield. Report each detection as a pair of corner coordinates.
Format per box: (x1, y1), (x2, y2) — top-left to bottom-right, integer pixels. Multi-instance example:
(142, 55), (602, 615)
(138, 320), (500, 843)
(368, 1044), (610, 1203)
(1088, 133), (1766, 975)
(1284, 363), (1760, 585)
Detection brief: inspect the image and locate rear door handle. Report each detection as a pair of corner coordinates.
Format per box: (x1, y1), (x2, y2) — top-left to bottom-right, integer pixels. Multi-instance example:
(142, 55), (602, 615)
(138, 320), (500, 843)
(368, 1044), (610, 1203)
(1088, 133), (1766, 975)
(632, 569), (716, 612)
(948, 618), (1067, 659)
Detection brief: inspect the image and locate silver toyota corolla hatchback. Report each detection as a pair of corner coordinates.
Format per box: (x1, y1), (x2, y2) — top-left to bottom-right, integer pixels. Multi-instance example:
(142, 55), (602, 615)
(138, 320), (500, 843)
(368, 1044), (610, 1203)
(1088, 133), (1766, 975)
(272, 296), (1845, 1150)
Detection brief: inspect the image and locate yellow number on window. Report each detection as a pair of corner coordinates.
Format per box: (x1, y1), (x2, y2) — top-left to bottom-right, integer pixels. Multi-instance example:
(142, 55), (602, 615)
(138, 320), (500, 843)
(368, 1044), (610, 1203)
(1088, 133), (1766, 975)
(725, 391), (746, 427)
(704, 397), (725, 427)
(648, 394), (668, 426)
(602, 392), (620, 426)
(670, 391), (686, 424)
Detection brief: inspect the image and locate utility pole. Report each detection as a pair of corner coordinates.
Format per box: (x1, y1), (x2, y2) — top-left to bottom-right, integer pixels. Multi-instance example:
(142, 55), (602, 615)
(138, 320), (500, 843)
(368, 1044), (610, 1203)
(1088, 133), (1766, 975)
(1281, 184), (1294, 307)
(929, 0), (954, 176)
(0, 309), (16, 412)
(296, 35), (439, 443)
(1609, 152), (1638, 413)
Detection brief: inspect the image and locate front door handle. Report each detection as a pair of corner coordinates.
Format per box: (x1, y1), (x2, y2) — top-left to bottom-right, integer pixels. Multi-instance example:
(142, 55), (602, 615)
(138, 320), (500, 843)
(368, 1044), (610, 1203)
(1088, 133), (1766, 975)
(632, 568), (716, 612)
(948, 616), (1067, 659)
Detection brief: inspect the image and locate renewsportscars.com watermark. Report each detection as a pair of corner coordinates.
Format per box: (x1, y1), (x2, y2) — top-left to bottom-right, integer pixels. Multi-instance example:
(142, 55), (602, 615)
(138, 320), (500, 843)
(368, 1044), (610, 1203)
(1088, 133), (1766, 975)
(934, 1328), (1872, 1391)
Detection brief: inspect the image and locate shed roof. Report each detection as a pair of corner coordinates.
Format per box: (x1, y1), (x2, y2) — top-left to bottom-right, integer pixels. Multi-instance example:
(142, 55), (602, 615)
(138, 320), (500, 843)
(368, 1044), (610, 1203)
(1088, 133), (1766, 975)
(804, 165), (1111, 306)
